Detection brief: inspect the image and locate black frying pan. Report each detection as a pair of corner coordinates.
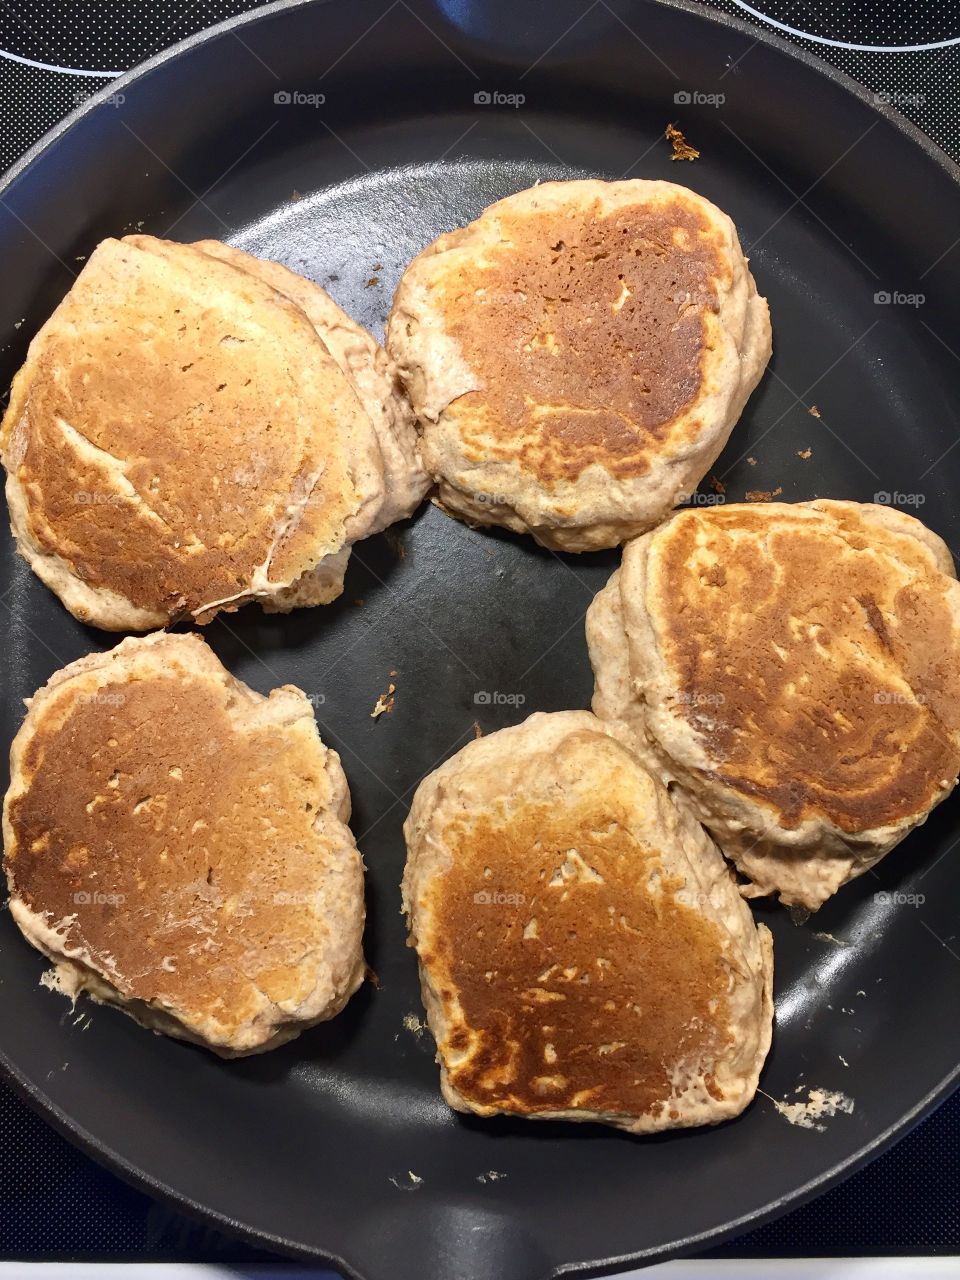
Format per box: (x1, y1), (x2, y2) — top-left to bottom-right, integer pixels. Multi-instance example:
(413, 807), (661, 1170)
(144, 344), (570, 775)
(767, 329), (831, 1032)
(0, 2), (958, 1277)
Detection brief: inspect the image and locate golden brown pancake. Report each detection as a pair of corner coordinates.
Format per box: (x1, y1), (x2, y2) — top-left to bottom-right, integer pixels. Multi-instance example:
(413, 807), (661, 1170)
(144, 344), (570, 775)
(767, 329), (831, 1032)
(587, 500), (960, 909)
(387, 179), (771, 551)
(0, 235), (391, 630)
(3, 633), (365, 1055)
(403, 711), (773, 1131)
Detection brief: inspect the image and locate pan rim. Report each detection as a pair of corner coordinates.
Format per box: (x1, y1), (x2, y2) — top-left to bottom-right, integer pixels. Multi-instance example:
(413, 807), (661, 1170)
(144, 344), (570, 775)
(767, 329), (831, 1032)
(0, 0), (958, 1274)
(1, 0), (959, 201)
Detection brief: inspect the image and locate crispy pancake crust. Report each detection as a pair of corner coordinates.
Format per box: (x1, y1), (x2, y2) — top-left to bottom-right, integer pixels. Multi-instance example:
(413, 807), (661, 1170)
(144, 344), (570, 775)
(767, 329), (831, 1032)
(0, 235), (389, 630)
(387, 180), (771, 551)
(403, 711), (773, 1131)
(2, 633), (365, 1055)
(588, 500), (960, 909)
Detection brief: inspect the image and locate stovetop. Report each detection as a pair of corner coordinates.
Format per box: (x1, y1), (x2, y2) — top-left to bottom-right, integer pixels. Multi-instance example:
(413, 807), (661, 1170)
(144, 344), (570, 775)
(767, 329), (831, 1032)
(0, 0), (958, 1268)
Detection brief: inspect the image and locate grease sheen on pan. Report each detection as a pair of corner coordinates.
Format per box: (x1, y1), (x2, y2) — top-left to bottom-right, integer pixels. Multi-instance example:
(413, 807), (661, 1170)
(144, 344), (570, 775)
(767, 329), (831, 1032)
(587, 500), (960, 911)
(403, 711), (773, 1132)
(0, 235), (426, 630)
(387, 179), (771, 551)
(2, 633), (366, 1056)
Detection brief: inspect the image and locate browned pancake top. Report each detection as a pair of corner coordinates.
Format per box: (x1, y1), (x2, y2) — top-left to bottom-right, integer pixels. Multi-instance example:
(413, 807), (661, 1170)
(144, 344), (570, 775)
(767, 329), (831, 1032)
(5, 670), (341, 1027)
(648, 504), (960, 832)
(5, 237), (368, 620)
(418, 746), (735, 1119)
(433, 196), (729, 486)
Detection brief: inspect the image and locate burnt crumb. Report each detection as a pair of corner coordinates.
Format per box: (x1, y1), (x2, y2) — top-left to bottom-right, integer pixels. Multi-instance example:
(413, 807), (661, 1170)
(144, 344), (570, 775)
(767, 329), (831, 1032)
(665, 122), (700, 161)
(371, 682), (396, 720)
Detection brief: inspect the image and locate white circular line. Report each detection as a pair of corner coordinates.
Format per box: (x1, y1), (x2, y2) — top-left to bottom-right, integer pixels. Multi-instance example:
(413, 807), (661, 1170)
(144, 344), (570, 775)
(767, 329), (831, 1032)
(731, 1), (960, 52)
(0, 47), (123, 77)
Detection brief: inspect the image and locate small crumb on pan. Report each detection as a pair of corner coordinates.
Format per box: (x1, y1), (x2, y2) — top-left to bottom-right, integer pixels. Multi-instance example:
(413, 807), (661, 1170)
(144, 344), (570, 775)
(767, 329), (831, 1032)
(665, 122), (699, 161)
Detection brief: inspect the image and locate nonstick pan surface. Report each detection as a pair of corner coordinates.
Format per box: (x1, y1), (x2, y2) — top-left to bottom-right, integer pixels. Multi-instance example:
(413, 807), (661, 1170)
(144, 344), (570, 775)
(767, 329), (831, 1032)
(0, 2), (958, 1278)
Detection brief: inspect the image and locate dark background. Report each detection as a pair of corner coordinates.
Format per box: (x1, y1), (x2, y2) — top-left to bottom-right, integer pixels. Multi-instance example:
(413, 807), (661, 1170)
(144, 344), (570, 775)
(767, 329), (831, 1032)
(0, 0), (957, 1267)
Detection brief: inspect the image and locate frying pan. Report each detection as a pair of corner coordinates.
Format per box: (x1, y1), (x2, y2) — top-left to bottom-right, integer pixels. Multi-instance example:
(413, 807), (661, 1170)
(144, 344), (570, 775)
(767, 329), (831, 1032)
(0, 2), (958, 1277)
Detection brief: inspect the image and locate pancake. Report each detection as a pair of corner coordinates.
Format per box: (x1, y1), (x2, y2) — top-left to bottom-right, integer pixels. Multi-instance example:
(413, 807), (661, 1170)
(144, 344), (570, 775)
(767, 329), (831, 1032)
(2, 633), (365, 1055)
(193, 239), (429, 533)
(402, 711), (773, 1131)
(0, 234), (396, 630)
(588, 500), (960, 910)
(386, 179), (771, 551)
